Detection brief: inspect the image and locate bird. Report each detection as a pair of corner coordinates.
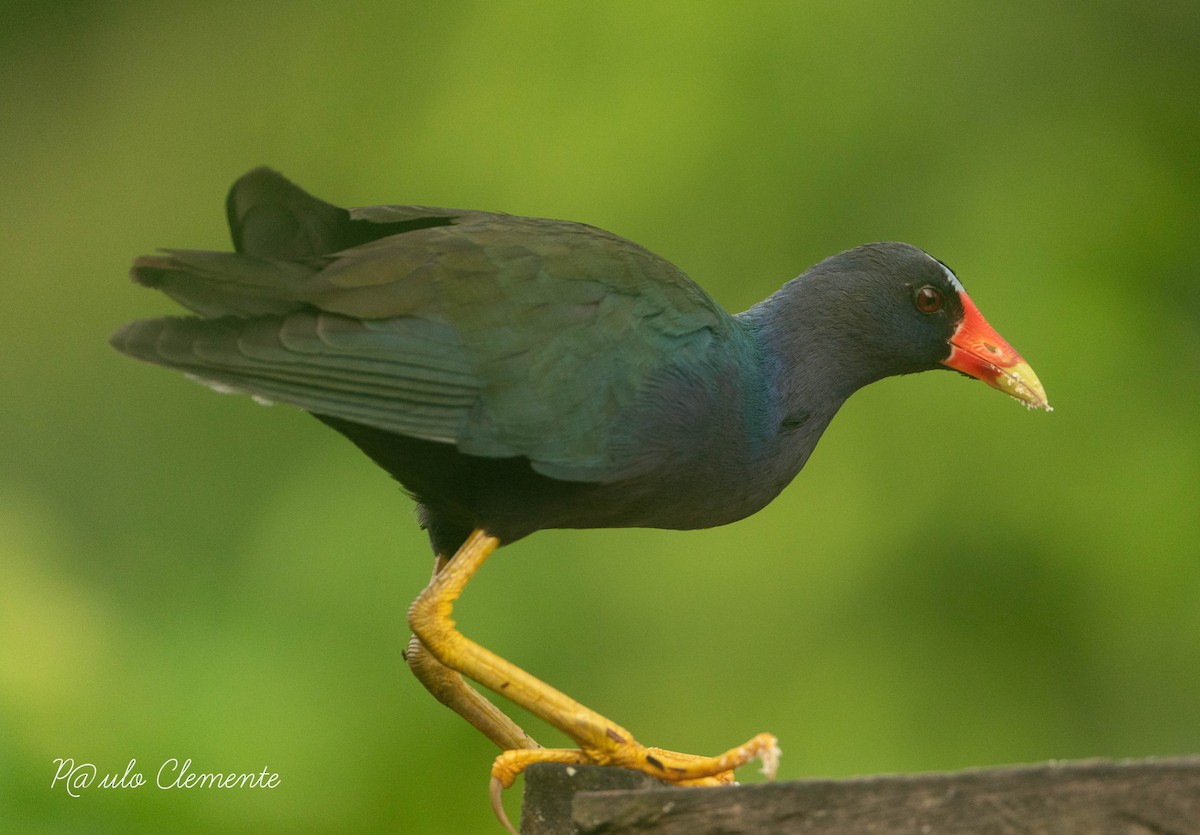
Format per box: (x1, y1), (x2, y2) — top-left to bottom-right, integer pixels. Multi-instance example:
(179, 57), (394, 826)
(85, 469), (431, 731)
(112, 167), (1049, 831)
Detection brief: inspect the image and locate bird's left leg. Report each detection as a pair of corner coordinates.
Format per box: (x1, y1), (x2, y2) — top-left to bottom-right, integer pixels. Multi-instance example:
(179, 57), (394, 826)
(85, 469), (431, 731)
(405, 553), (541, 751)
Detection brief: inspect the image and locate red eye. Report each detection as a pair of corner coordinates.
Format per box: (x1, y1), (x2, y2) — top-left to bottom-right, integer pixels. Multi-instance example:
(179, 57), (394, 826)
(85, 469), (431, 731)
(914, 285), (942, 314)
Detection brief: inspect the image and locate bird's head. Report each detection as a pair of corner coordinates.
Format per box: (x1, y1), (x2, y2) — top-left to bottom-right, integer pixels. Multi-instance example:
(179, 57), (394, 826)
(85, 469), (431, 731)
(801, 242), (1051, 411)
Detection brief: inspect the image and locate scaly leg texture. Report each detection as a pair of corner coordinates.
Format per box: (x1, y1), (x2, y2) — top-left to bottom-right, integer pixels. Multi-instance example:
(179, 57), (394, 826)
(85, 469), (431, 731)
(405, 556), (540, 752)
(407, 529), (780, 829)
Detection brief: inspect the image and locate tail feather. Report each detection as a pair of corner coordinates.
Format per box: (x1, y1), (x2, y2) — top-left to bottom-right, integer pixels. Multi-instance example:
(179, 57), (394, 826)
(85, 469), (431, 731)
(227, 167), (460, 258)
(129, 250), (314, 318)
(112, 166), (499, 451)
(226, 167), (351, 259)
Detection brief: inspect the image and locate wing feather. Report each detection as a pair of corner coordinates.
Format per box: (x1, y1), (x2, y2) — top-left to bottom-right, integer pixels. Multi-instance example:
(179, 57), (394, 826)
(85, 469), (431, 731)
(114, 170), (735, 482)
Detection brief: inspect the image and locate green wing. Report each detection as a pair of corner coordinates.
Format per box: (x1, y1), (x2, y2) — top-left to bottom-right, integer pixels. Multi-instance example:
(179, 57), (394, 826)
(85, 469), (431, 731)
(112, 169), (732, 482)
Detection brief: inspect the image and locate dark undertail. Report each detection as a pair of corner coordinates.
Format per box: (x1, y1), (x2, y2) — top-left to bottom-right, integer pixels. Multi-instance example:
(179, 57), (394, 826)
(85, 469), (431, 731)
(311, 414), (593, 553)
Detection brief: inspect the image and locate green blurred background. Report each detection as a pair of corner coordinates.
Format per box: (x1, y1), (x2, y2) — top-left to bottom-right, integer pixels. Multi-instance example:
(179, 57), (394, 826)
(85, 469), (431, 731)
(3, 2), (1198, 832)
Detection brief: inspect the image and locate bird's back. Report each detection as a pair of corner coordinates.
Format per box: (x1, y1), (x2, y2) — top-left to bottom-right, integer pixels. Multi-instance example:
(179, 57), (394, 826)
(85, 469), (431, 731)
(113, 169), (746, 495)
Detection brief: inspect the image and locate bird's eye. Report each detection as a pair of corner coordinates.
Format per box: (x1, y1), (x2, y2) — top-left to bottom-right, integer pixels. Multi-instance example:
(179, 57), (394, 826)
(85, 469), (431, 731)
(914, 285), (943, 314)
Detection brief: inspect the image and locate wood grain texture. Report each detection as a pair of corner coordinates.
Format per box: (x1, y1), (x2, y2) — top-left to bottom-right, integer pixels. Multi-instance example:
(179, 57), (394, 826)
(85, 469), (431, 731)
(521, 757), (1200, 834)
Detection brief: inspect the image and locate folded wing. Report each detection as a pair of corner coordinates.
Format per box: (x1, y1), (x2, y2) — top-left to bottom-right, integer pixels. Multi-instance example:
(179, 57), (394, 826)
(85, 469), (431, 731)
(112, 169), (731, 482)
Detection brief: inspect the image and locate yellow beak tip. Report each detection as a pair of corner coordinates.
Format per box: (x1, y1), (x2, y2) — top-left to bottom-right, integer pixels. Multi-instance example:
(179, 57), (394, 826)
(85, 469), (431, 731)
(994, 360), (1051, 411)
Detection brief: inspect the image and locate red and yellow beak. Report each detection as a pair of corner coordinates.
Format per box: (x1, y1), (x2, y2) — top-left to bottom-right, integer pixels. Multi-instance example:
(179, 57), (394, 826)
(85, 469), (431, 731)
(943, 293), (1051, 411)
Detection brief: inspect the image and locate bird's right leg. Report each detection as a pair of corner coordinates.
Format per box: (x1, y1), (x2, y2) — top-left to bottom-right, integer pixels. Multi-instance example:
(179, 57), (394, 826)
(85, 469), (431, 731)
(405, 552), (541, 752)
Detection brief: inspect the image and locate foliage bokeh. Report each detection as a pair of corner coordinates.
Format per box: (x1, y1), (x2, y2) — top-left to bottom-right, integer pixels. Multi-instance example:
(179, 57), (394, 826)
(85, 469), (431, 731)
(2, 3), (1198, 832)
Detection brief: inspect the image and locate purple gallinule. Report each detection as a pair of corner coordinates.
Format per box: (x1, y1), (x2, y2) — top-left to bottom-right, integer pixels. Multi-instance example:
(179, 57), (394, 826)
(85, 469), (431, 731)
(113, 168), (1049, 830)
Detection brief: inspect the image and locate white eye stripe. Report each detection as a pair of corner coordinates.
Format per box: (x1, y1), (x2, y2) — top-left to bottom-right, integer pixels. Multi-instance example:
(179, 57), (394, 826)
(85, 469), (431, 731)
(932, 256), (965, 293)
(941, 264), (964, 292)
(936, 266), (964, 295)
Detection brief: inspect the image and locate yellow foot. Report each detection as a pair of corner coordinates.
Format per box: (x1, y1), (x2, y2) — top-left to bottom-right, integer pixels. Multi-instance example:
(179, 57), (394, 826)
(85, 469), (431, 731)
(488, 732), (780, 833)
(408, 531), (782, 833)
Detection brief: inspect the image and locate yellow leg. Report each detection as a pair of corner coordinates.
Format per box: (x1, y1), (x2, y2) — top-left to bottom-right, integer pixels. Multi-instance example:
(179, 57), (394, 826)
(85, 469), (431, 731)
(407, 529), (781, 832)
(405, 555), (540, 751)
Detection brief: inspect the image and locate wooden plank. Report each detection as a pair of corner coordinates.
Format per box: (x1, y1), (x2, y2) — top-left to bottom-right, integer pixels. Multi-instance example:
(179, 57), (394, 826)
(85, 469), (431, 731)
(520, 762), (664, 835)
(520, 756), (1200, 834)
